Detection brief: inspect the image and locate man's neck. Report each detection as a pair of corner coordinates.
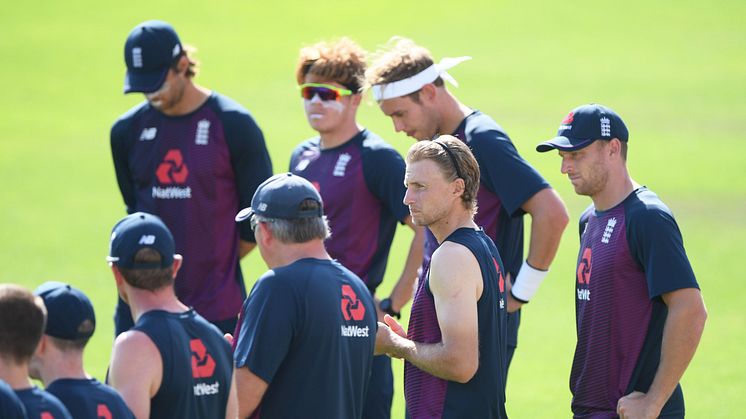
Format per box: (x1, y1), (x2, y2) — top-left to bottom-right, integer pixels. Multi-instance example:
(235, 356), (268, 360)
(428, 208), (477, 243)
(592, 169), (638, 211)
(436, 92), (472, 137)
(0, 358), (32, 390)
(162, 83), (211, 116)
(319, 122), (362, 149)
(267, 240), (331, 269)
(125, 286), (189, 323)
(41, 351), (88, 386)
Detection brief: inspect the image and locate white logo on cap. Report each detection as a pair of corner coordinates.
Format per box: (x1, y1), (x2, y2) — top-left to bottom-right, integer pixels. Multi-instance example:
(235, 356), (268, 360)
(600, 117), (611, 137)
(139, 235), (156, 245)
(257, 203), (268, 211)
(195, 120), (210, 145)
(132, 47), (143, 68)
(172, 44), (181, 57)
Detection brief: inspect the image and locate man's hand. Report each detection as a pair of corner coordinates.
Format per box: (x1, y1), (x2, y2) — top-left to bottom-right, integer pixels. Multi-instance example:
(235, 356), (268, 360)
(617, 391), (662, 419)
(375, 315), (408, 357)
(504, 274), (524, 313)
(223, 333), (234, 346)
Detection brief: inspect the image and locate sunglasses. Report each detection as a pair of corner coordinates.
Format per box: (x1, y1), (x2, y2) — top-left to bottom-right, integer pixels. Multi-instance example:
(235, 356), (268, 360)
(300, 83), (353, 101)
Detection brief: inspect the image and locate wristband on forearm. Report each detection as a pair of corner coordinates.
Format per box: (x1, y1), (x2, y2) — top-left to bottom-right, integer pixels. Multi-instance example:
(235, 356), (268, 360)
(510, 260), (548, 303)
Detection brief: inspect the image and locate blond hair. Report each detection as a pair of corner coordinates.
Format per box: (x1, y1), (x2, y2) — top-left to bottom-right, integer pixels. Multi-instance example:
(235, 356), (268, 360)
(407, 135), (480, 212)
(365, 37), (444, 98)
(296, 38), (367, 92)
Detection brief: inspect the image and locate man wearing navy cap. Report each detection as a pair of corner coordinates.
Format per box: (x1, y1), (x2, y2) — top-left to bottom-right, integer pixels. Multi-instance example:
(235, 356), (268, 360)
(0, 284), (72, 419)
(110, 20), (273, 336)
(537, 104), (708, 418)
(29, 282), (133, 418)
(106, 212), (238, 419)
(231, 173), (377, 418)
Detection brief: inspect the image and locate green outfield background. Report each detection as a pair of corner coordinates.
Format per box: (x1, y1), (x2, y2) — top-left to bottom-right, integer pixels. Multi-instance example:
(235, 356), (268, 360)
(1, 0), (744, 416)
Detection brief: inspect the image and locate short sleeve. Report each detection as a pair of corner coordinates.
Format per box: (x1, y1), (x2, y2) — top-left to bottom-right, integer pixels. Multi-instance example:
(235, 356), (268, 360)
(233, 272), (297, 383)
(469, 132), (550, 216)
(361, 146), (409, 223)
(627, 207), (699, 299)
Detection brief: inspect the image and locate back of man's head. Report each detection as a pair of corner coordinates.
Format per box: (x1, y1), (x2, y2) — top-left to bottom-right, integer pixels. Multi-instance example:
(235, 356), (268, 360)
(366, 37), (440, 89)
(0, 285), (46, 364)
(107, 212), (177, 291)
(34, 282), (95, 352)
(236, 173), (329, 244)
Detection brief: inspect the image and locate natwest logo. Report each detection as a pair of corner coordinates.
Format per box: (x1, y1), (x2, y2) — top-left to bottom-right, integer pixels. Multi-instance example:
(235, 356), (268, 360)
(341, 284), (366, 321)
(156, 149), (189, 184)
(97, 404), (113, 419)
(190, 338), (216, 378)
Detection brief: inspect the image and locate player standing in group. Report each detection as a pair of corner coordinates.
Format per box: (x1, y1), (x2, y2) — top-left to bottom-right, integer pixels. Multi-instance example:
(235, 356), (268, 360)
(106, 212), (237, 419)
(289, 38), (424, 418)
(376, 137), (508, 418)
(0, 284), (72, 418)
(110, 20), (273, 335)
(366, 38), (568, 368)
(29, 282), (134, 418)
(536, 104), (707, 418)
(231, 173), (377, 418)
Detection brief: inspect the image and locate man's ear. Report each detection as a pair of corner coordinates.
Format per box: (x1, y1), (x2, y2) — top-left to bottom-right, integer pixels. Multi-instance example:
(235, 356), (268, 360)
(172, 254), (183, 279)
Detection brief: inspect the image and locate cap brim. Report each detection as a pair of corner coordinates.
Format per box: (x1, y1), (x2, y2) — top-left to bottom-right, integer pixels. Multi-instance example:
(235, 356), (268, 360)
(536, 136), (596, 153)
(235, 207), (255, 222)
(124, 67), (169, 94)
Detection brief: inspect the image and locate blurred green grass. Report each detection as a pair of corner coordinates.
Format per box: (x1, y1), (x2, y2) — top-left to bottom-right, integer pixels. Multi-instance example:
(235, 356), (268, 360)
(1, 0), (744, 416)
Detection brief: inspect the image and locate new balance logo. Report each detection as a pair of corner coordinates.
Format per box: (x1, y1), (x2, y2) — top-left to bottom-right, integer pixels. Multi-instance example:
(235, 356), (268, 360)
(601, 217), (617, 244)
(132, 47), (143, 68)
(600, 117), (611, 137)
(333, 153), (352, 177)
(139, 127), (157, 141)
(195, 119), (210, 145)
(139, 235), (155, 245)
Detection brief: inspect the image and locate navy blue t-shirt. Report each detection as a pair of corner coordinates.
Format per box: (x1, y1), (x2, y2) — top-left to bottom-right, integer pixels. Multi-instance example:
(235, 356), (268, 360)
(420, 111), (550, 347)
(571, 187), (699, 418)
(111, 92), (273, 323)
(46, 378), (133, 419)
(15, 386), (72, 419)
(289, 130), (410, 293)
(234, 258), (377, 419)
(0, 380), (25, 419)
(406, 228), (508, 418)
(132, 309), (234, 419)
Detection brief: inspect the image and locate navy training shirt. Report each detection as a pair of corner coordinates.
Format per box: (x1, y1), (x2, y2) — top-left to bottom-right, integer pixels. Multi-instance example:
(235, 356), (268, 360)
(571, 187), (699, 418)
(289, 130), (410, 293)
(233, 258), (377, 419)
(15, 386), (72, 419)
(46, 378), (133, 419)
(132, 309), (234, 419)
(406, 228), (508, 418)
(0, 380), (26, 419)
(110, 92), (273, 322)
(420, 110), (550, 347)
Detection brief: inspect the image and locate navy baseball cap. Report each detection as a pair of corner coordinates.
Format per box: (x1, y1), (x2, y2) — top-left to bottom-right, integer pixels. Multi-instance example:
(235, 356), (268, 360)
(34, 282), (95, 341)
(536, 104), (629, 152)
(107, 212), (175, 269)
(235, 173), (323, 222)
(123, 20), (183, 94)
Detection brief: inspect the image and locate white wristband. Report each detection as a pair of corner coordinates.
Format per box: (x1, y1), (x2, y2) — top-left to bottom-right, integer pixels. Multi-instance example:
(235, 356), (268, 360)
(510, 260), (548, 303)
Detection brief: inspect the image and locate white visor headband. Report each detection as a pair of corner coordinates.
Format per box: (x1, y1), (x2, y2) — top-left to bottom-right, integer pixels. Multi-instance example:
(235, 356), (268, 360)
(371, 56), (472, 101)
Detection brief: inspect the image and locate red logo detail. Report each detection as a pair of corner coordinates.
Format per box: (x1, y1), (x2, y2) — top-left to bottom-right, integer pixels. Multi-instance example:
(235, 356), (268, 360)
(190, 338), (216, 378)
(577, 247), (592, 285)
(41, 413), (54, 419)
(97, 404), (113, 419)
(341, 284), (366, 321)
(562, 112), (574, 124)
(156, 149), (189, 184)
(493, 258), (505, 293)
